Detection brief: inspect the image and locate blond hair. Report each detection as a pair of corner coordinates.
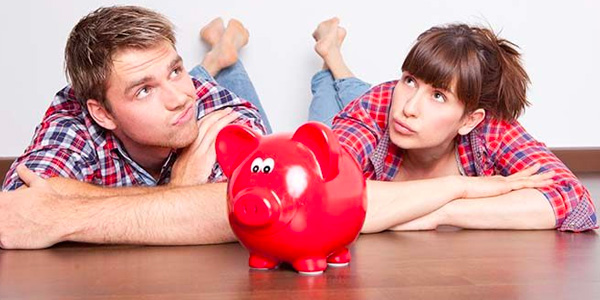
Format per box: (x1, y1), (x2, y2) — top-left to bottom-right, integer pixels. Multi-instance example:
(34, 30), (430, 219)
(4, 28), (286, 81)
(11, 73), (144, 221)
(64, 6), (176, 109)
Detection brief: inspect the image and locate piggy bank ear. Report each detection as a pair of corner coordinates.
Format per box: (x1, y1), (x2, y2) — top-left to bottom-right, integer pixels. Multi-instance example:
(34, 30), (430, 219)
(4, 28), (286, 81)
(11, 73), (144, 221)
(292, 121), (340, 181)
(216, 124), (260, 178)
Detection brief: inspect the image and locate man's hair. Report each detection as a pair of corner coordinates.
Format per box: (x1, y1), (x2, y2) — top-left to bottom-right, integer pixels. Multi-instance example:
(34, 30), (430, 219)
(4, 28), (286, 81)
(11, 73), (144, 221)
(402, 24), (530, 121)
(64, 5), (176, 109)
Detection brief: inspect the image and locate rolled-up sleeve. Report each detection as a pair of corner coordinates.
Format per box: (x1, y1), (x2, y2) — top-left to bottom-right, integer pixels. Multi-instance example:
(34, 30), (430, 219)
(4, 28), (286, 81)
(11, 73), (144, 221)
(489, 118), (597, 231)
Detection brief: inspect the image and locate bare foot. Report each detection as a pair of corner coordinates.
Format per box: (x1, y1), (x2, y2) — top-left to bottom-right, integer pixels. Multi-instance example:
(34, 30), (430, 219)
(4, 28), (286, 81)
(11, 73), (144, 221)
(201, 19), (249, 76)
(313, 17), (346, 60)
(200, 17), (225, 47)
(312, 18), (354, 79)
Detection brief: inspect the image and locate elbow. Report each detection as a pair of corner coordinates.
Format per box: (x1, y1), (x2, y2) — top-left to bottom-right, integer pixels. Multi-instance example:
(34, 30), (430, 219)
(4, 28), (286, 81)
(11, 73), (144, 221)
(360, 216), (389, 234)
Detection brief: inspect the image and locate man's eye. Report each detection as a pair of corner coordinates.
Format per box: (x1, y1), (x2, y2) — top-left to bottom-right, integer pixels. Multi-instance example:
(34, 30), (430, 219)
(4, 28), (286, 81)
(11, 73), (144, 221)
(137, 87), (150, 99)
(405, 77), (415, 87)
(170, 68), (181, 79)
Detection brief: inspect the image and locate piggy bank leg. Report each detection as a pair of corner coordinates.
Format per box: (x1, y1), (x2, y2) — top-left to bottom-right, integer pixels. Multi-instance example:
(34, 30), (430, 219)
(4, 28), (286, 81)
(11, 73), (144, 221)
(292, 257), (327, 275)
(327, 247), (351, 267)
(249, 253), (279, 270)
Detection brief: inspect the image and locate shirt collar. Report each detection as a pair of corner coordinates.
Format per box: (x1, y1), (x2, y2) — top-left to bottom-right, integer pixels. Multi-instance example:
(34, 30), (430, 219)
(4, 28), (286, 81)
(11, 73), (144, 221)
(369, 129), (404, 181)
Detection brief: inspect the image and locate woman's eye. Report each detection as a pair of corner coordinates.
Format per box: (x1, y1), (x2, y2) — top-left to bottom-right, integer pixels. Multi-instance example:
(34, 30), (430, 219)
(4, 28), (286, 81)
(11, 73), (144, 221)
(433, 92), (446, 103)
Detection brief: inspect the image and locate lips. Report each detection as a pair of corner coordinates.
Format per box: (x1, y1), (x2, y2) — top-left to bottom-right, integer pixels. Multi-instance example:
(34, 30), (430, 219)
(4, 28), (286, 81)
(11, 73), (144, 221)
(393, 119), (416, 135)
(173, 104), (195, 125)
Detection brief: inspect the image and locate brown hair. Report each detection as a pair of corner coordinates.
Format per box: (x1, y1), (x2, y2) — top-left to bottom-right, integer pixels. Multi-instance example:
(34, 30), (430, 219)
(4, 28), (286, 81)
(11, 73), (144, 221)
(401, 24), (530, 121)
(64, 6), (176, 109)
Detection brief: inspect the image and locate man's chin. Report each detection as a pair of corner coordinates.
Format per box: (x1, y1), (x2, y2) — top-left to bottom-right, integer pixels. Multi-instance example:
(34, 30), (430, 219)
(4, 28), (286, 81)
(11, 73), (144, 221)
(171, 139), (195, 150)
(171, 126), (199, 149)
(173, 134), (199, 149)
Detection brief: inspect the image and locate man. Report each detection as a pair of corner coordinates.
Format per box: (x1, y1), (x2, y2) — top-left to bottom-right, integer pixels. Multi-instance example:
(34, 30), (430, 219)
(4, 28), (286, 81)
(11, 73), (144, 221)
(0, 6), (269, 249)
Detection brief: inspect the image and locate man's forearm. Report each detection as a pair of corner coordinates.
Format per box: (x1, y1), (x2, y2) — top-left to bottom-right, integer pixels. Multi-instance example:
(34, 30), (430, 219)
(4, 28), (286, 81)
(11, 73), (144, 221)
(61, 182), (236, 245)
(362, 177), (463, 233)
(46, 177), (170, 197)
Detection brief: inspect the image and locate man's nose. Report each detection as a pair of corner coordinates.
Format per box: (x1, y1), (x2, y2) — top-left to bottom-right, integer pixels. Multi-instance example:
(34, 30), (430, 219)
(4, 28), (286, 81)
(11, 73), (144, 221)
(163, 82), (188, 110)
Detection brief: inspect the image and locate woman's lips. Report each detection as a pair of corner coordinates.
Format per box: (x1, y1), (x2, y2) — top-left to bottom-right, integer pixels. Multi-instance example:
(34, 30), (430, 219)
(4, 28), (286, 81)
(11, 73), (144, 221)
(393, 119), (416, 135)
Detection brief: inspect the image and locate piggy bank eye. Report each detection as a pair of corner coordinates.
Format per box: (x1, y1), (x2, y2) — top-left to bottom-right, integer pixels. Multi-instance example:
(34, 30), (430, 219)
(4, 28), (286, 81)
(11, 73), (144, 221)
(251, 157), (263, 173)
(262, 158), (275, 174)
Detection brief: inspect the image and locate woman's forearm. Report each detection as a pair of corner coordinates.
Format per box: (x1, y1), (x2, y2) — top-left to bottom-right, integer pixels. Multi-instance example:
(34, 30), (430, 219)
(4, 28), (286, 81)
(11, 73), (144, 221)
(362, 176), (463, 233)
(390, 188), (556, 231)
(440, 188), (556, 230)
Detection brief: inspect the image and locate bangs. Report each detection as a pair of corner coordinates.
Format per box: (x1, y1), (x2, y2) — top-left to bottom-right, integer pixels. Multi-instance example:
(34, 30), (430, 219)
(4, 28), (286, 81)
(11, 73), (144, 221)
(401, 31), (482, 111)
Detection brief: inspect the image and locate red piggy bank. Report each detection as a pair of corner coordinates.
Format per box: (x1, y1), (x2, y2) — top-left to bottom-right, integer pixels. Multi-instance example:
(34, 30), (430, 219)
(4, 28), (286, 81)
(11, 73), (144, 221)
(216, 122), (367, 274)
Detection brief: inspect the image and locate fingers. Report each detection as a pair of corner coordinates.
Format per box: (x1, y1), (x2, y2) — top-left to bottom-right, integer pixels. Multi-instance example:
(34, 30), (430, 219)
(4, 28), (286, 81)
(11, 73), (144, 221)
(510, 170), (556, 190)
(197, 107), (234, 127)
(506, 163), (556, 190)
(197, 107), (236, 136)
(186, 107), (237, 153)
(197, 109), (240, 153)
(15, 164), (41, 187)
(508, 163), (541, 178)
(525, 170), (556, 188)
(529, 170), (556, 181)
(171, 108), (238, 186)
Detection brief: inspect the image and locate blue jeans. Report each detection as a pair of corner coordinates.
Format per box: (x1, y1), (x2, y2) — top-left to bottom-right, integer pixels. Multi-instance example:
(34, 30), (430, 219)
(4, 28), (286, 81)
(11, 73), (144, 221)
(308, 70), (372, 127)
(189, 61), (273, 134)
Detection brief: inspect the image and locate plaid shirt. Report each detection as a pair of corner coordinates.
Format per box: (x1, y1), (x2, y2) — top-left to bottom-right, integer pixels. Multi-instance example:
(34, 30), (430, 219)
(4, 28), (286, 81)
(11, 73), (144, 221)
(2, 75), (266, 191)
(332, 80), (597, 232)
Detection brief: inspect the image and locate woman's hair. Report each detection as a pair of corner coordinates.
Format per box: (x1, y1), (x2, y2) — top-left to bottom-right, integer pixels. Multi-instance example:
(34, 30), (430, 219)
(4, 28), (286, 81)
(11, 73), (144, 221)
(402, 24), (530, 121)
(64, 6), (176, 109)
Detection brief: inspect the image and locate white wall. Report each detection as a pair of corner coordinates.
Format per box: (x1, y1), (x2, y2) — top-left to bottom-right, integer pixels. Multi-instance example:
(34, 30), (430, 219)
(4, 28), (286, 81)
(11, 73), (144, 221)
(1, 0), (599, 156)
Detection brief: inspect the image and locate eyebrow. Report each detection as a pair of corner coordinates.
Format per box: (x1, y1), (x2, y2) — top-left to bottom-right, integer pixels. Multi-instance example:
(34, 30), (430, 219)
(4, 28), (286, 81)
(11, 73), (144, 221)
(404, 71), (458, 97)
(440, 86), (457, 97)
(168, 55), (183, 71)
(124, 55), (184, 96)
(124, 75), (154, 96)
(440, 82), (458, 98)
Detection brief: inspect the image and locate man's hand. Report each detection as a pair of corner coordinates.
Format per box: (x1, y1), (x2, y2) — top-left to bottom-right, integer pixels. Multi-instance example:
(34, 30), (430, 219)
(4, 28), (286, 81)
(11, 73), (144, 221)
(0, 165), (69, 249)
(460, 164), (555, 199)
(170, 108), (239, 186)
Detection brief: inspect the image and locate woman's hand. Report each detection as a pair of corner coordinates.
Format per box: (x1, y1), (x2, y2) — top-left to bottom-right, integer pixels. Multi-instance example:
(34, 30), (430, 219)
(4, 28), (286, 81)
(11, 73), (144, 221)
(460, 164), (554, 199)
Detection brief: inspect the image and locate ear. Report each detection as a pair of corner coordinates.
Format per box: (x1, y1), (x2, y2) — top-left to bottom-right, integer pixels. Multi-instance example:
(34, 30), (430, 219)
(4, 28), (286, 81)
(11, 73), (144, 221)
(292, 121), (340, 181)
(458, 108), (486, 136)
(216, 124), (261, 178)
(87, 99), (117, 130)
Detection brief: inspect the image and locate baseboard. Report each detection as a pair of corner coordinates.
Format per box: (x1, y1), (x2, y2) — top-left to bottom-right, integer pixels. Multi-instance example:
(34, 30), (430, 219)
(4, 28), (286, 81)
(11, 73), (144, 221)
(550, 148), (600, 174)
(1, 157), (14, 185)
(1, 148), (600, 184)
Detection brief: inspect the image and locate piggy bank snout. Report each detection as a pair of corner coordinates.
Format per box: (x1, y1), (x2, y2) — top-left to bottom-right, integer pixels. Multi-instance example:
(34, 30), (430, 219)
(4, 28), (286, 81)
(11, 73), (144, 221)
(233, 190), (281, 227)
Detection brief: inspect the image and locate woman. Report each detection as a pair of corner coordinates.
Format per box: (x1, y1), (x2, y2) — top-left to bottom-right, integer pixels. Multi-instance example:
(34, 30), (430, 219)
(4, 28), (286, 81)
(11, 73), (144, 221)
(309, 18), (597, 232)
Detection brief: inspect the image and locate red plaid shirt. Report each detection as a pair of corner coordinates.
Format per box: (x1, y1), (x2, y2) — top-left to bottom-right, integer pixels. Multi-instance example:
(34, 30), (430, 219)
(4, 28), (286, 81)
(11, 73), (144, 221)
(332, 81), (597, 232)
(3, 77), (266, 191)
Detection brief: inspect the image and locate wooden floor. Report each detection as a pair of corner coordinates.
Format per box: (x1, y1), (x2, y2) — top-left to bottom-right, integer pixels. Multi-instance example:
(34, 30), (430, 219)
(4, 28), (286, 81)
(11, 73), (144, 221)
(579, 173), (600, 208)
(1, 230), (598, 299)
(0, 166), (599, 298)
